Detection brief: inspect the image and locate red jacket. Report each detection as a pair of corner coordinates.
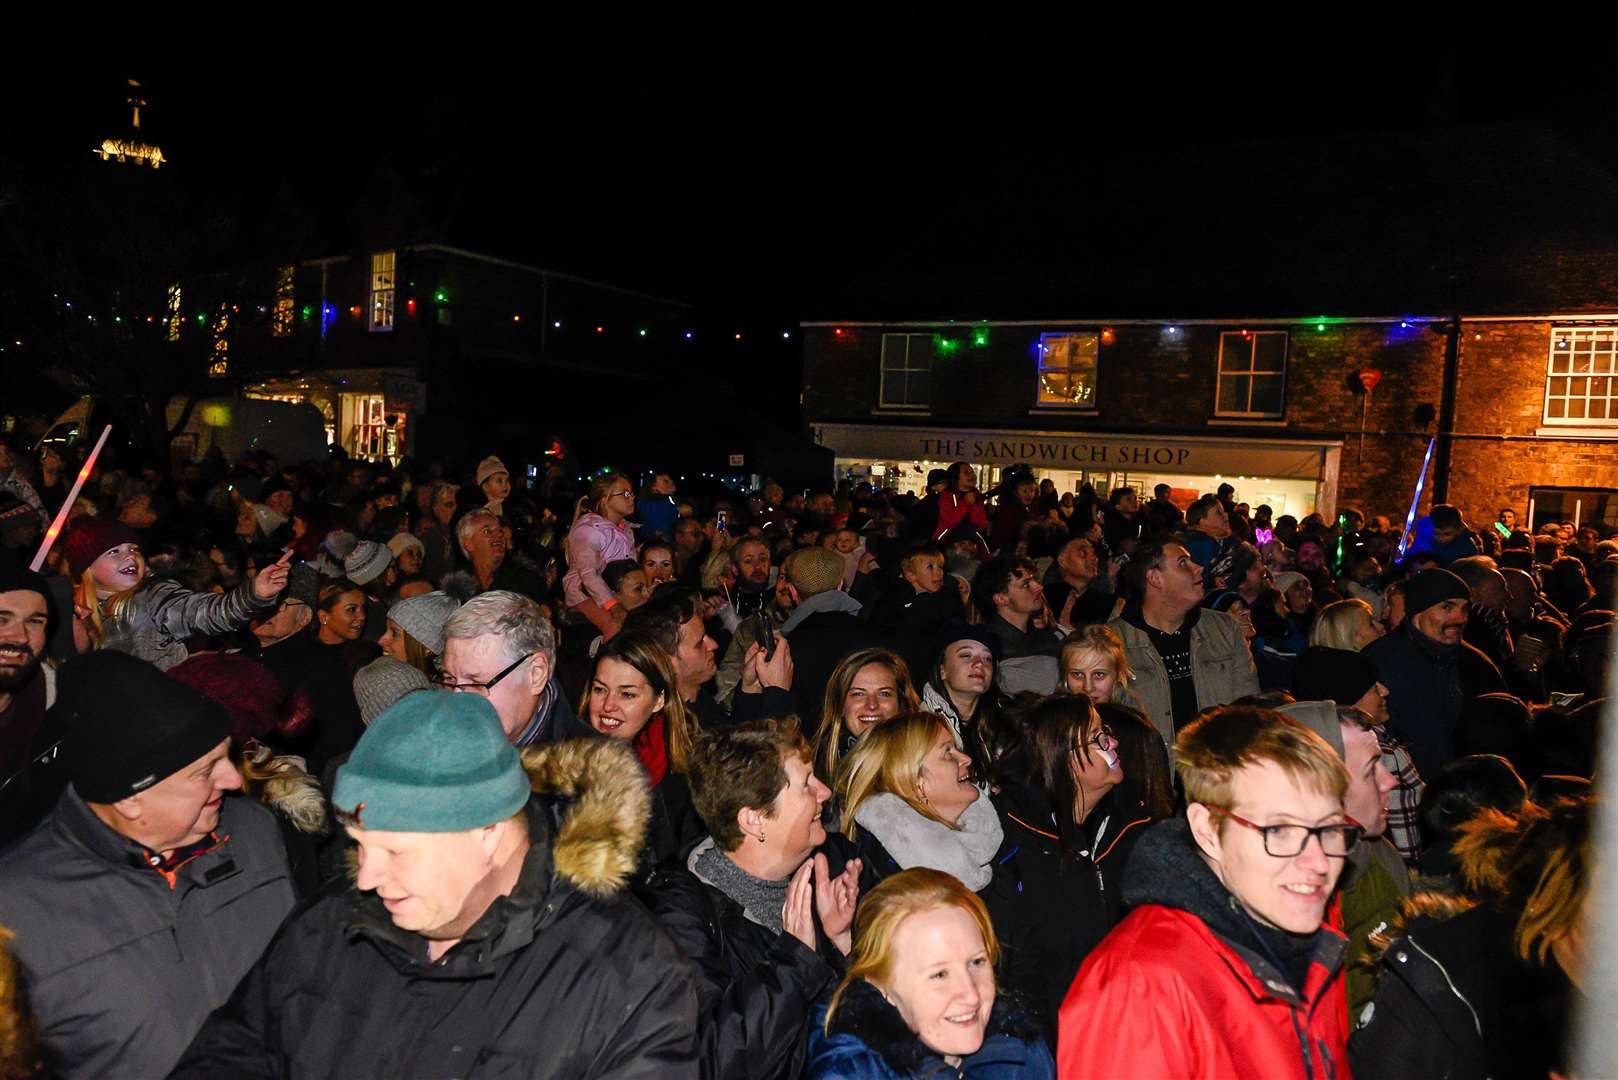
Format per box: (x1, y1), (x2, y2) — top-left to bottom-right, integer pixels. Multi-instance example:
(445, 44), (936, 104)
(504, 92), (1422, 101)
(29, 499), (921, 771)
(1057, 903), (1351, 1080)
(933, 491), (991, 557)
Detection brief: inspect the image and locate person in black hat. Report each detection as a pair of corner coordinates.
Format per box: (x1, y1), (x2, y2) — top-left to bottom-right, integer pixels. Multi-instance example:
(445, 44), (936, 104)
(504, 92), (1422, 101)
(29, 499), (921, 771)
(1363, 569), (1505, 778)
(0, 650), (295, 1079)
(0, 566), (60, 844)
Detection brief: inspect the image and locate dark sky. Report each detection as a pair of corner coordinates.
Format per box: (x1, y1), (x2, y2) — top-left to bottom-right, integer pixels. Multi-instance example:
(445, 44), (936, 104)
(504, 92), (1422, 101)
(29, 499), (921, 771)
(15, 21), (1618, 324)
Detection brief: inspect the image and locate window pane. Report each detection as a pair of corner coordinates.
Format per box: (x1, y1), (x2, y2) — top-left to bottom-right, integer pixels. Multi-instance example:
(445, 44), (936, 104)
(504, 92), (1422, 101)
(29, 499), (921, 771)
(1252, 333), (1287, 372)
(1039, 372), (1071, 403)
(1571, 377), (1588, 397)
(1568, 399), (1587, 419)
(1250, 375), (1285, 415)
(1549, 398), (1566, 418)
(1589, 399), (1608, 420)
(1550, 376), (1567, 397)
(1591, 376), (1610, 400)
(907, 371), (931, 406)
(907, 334), (935, 370)
(880, 335), (907, 373)
(1572, 353), (1592, 374)
(881, 371), (906, 405)
(1594, 352), (1615, 374)
(1551, 355), (1570, 374)
(1218, 374), (1251, 413)
(1220, 334), (1253, 374)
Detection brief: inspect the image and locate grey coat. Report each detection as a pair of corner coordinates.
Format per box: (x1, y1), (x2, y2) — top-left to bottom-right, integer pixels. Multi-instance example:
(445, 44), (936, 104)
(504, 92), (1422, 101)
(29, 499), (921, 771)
(0, 789), (296, 1079)
(102, 577), (277, 670)
(1107, 608), (1260, 746)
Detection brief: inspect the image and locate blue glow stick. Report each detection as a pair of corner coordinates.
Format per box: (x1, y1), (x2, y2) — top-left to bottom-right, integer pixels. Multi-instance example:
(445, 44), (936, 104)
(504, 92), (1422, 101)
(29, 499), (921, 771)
(1396, 436), (1436, 559)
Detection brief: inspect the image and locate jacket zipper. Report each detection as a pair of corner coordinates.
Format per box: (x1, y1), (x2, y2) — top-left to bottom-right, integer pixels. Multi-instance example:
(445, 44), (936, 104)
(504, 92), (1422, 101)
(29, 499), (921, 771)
(1406, 938), (1483, 1037)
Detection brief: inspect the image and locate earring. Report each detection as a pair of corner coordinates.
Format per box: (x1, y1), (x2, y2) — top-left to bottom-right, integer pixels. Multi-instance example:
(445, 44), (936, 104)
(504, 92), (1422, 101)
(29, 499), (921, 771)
(757, 831), (766, 844)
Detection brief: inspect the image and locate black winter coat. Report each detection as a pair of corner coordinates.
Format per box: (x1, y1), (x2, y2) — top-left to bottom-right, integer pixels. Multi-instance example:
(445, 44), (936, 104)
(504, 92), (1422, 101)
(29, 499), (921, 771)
(169, 739), (700, 1079)
(638, 841), (846, 1080)
(1363, 626), (1505, 777)
(783, 610), (883, 724)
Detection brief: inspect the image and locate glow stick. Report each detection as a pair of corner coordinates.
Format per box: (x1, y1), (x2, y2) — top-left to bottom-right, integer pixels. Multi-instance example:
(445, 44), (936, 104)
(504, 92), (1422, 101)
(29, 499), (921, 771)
(30, 425), (113, 572)
(1395, 436), (1436, 561)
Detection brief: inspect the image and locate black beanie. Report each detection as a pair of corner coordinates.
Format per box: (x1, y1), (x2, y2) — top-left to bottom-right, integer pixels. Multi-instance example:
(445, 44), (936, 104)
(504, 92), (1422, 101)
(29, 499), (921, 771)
(1293, 646), (1378, 705)
(0, 565), (52, 610)
(1405, 568), (1471, 617)
(59, 650), (234, 802)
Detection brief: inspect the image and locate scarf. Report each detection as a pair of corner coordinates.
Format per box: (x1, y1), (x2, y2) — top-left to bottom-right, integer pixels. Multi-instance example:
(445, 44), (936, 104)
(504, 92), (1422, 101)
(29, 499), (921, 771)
(689, 836), (790, 934)
(853, 790), (1003, 891)
(633, 712), (669, 786)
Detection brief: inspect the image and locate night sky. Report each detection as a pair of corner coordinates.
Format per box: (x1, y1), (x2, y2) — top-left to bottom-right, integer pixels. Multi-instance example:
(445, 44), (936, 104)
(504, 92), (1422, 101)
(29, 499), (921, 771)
(11, 23), (1618, 417)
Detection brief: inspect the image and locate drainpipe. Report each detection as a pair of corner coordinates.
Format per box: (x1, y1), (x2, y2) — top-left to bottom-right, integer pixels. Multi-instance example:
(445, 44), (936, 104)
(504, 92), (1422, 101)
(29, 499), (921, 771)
(1431, 315), (1461, 504)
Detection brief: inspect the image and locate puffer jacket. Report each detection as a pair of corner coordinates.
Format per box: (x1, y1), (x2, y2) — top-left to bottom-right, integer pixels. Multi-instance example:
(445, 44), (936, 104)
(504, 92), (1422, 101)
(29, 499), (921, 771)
(101, 577), (277, 671)
(0, 789), (296, 1080)
(806, 979), (1054, 1079)
(169, 739), (700, 1079)
(564, 512), (638, 607)
(1058, 818), (1351, 1080)
(1108, 605), (1259, 746)
(636, 837), (846, 1080)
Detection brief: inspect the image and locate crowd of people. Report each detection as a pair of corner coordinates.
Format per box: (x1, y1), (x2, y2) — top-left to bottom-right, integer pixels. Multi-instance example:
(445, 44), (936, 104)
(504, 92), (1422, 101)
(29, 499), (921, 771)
(0, 435), (1609, 1078)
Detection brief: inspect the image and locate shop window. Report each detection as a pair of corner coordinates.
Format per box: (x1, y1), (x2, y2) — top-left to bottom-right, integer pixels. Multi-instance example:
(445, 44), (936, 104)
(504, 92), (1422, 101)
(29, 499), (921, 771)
(879, 333), (933, 409)
(370, 251), (396, 332)
(1528, 486), (1618, 531)
(1543, 328), (1618, 425)
(271, 265), (295, 338)
(1036, 332), (1099, 408)
(1215, 331), (1288, 417)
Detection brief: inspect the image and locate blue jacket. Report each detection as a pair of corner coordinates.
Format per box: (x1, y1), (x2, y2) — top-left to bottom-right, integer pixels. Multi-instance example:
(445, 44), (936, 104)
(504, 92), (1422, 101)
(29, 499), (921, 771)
(638, 495), (679, 543)
(806, 980), (1054, 1079)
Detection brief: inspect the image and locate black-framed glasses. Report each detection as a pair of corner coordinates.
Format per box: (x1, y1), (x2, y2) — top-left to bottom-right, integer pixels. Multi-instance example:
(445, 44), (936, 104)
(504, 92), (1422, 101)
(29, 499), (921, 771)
(434, 652), (533, 695)
(1076, 725), (1116, 755)
(1205, 805), (1362, 858)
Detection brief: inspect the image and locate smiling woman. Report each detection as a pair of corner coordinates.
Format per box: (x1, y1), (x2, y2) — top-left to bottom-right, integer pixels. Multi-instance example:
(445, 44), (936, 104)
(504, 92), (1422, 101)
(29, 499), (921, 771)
(811, 648), (919, 790)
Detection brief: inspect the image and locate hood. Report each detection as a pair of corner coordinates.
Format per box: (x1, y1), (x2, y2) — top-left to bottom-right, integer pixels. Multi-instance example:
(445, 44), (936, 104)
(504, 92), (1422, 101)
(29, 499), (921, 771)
(519, 736), (649, 899)
(780, 588), (863, 633)
(1121, 818), (1244, 933)
(252, 749), (328, 835)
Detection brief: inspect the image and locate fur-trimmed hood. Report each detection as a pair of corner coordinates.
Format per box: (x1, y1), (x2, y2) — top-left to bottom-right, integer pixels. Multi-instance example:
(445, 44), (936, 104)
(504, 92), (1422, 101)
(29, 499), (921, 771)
(520, 736), (650, 899)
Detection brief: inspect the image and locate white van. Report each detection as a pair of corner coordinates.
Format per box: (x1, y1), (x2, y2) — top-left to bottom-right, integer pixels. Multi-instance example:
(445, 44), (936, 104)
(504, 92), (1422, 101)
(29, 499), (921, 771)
(36, 395), (328, 466)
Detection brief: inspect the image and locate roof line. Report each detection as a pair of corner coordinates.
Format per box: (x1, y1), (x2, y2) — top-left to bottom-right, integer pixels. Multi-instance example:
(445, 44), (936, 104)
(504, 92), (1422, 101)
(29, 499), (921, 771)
(409, 244), (693, 308)
(798, 315), (1452, 329)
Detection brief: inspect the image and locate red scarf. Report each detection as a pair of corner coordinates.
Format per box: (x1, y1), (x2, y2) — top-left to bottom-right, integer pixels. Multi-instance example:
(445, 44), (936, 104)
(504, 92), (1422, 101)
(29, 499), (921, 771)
(633, 711), (669, 786)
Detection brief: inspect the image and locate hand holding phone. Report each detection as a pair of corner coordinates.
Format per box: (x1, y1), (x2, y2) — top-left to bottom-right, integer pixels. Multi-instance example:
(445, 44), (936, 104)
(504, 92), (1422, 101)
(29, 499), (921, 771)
(755, 612), (777, 661)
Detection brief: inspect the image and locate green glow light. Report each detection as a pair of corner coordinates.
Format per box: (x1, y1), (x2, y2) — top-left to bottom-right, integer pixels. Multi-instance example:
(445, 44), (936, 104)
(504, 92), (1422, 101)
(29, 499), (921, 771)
(1316, 322), (1326, 332)
(433, 289), (449, 304)
(937, 336), (959, 354)
(301, 305), (312, 321)
(973, 331), (988, 347)
(196, 312), (206, 325)
(638, 328), (648, 337)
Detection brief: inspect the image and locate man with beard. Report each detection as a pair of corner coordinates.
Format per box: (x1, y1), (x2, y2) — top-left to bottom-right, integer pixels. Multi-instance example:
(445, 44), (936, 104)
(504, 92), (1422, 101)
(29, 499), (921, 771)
(1363, 569), (1504, 779)
(728, 538), (773, 619)
(0, 566), (61, 844)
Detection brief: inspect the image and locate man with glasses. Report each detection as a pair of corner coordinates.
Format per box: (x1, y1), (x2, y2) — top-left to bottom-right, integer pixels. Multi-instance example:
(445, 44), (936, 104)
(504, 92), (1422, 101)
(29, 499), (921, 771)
(1060, 706), (1356, 1079)
(441, 590), (594, 747)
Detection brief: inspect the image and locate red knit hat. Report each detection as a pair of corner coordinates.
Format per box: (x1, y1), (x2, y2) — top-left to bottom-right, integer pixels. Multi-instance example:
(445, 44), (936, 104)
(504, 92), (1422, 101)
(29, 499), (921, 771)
(61, 516), (142, 580)
(168, 652), (312, 744)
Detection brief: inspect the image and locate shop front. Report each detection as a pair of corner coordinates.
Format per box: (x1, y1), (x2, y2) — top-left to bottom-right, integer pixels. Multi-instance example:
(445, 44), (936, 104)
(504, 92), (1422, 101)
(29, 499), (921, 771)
(244, 368), (425, 465)
(812, 422), (1342, 520)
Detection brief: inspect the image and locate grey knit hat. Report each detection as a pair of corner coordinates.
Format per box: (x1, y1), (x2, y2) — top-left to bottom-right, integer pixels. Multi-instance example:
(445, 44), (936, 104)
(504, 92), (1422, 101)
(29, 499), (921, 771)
(344, 540), (393, 585)
(353, 656), (433, 727)
(388, 590), (460, 657)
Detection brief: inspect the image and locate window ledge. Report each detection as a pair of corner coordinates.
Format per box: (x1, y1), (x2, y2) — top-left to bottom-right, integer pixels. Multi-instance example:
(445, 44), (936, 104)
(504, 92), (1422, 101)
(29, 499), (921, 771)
(1029, 406), (1099, 415)
(1535, 426), (1618, 440)
(1206, 417), (1288, 427)
(872, 407), (931, 417)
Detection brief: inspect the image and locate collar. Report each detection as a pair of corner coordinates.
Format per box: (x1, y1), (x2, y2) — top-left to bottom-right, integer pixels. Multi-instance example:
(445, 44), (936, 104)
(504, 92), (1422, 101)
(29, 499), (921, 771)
(513, 680), (560, 748)
(779, 589), (861, 633)
(1122, 598), (1200, 636)
(54, 786), (240, 888)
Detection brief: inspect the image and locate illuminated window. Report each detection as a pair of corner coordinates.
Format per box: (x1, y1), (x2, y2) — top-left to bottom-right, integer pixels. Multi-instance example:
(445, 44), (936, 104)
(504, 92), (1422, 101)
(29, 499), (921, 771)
(271, 265), (295, 338)
(210, 301), (231, 376)
(878, 333), (933, 409)
(1036, 332), (1099, 408)
(166, 283), (183, 342)
(1544, 327), (1618, 426)
(369, 251), (396, 332)
(1216, 331), (1288, 417)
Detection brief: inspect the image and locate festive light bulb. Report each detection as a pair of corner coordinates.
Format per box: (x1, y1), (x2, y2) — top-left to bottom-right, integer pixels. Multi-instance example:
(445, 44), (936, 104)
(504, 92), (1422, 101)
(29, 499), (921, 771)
(1316, 323), (1325, 332)
(596, 326), (605, 334)
(834, 327), (846, 337)
(1100, 327), (1116, 345)
(553, 320), (561, 328)
(781, 331), (790, 339)
(684, 331), (693, 340)
(735, 333), (742, 340)
(513, 314), (521, 323)
(433, 289), (449, 304)
(638, 328), (648, 337)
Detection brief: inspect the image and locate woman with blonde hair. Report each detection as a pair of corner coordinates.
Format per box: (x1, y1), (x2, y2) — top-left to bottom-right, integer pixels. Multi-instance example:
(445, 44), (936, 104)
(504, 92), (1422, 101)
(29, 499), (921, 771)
(583, 628), (705, 865)
(812, 648), (921, 788)
(61, 516), (290, 669)
(838, 712), (1002, 895)
(1059, 624), (1140, 708)
(564, 469), (639, 639)
(807, 868), (1054, 1078)
(1309, 597), (1384, 651)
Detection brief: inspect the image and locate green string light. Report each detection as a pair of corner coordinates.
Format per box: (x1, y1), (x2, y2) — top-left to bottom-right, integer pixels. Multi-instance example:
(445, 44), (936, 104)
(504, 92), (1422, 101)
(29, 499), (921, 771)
(433, 288), (449, 304)
(936, 335), (960, 355)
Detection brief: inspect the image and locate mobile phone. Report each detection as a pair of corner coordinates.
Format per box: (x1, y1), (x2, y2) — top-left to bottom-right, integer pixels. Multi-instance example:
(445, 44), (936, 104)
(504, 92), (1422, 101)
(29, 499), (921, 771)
(716, 510), (728, 532)
(755, 612), (777, 661)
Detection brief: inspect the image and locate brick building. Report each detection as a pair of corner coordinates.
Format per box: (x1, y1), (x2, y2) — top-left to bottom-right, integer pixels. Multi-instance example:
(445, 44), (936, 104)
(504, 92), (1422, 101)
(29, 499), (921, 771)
(800, 129), (1618, 535)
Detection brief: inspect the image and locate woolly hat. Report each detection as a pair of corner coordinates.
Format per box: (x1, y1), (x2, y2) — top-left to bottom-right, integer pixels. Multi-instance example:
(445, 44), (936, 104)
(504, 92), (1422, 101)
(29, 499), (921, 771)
(60, 650), (234, 803)
(252, 504), (288, 536)
(168, 652), (292, 745)
(1272, 571), (1309, 597)
(1405, 568), (1470, 616)
(284, 562), (322, 608)
(388, 590), (460, 656)
(353, 656), (433, 727)
(61, 517), (141, 580)
(786, 547), (844, 597)
(927, 468), (950, 487)
(1293, 646), (1378, 706)
(387, 532), (425, 561)
(1279, 700), (1346, 760)
(0, 565), (52, 612)
(322, 529), (358, 563)
(344, 541), (393, 586)
(476, 456), (509, 488)
(332, 691), (528, 832)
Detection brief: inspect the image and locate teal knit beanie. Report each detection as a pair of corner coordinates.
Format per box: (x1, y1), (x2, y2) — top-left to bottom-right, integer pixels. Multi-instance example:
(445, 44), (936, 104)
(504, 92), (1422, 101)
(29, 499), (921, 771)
(332, 692), (529, 832)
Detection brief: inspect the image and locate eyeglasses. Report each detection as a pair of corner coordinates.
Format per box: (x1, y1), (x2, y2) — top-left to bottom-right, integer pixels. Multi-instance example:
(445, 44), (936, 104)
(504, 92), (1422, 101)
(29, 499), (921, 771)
(1204, 805), (1362, 858)
(434, 652), (533, 695)
(1075, 725), (1116, 756)
(609, 490), (634, 499)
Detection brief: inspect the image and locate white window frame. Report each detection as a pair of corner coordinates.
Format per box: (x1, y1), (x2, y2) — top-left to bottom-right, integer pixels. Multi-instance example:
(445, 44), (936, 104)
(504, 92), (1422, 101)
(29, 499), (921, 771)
(1543, 327), (1618, 427)
(369, 251), (396, 332)
(1035, 331), (1100, 409)
(1215, 330), (1288, 418)
(878, 333), (933, 410)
